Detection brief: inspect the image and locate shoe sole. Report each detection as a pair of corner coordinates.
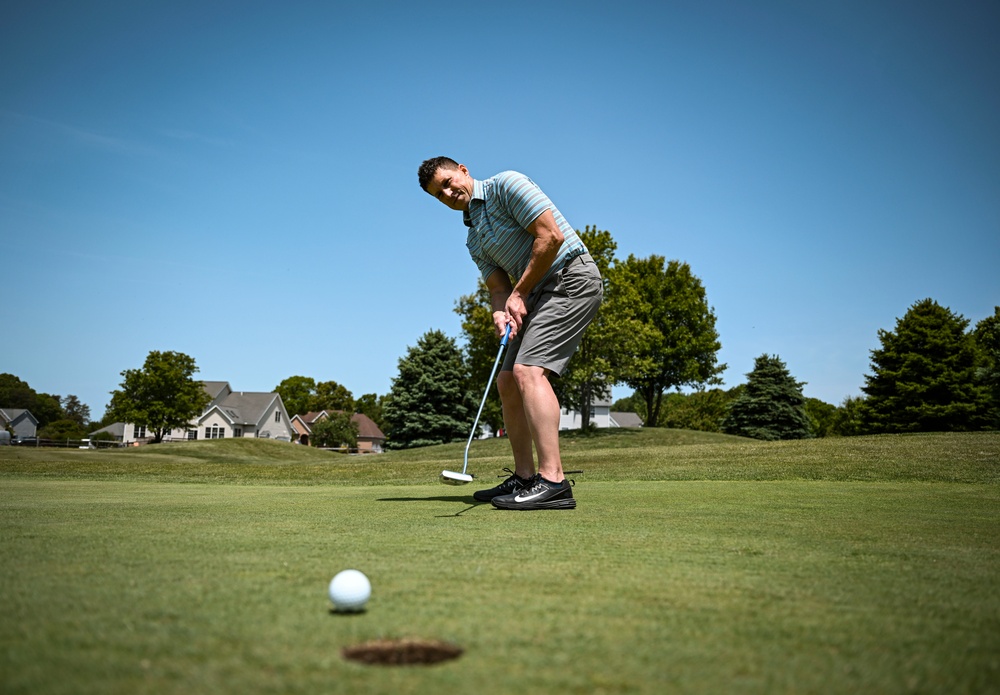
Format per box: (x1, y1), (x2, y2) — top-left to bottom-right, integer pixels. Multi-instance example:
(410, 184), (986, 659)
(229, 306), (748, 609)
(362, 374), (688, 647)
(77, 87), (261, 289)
(491, 497), (576, 510)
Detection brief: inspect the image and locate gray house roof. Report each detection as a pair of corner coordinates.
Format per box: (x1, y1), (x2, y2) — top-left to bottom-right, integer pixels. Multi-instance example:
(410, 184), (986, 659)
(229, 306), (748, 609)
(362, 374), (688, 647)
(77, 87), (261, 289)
(0, 408), (37, 425)
(200, 391), (281, 427)
(202, 381), (232, 406)
(89, 422), (126, 438)
(610, 411), (643, 428)
(296, 410), (386, 441)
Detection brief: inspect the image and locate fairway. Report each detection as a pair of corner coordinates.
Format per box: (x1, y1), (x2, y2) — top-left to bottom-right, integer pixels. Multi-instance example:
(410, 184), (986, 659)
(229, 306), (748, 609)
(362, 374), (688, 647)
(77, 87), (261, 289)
(2, 433), (999, 694)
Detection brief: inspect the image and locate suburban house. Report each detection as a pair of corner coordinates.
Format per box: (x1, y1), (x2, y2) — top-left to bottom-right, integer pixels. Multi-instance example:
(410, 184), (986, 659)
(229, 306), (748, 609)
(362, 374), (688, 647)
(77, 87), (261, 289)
(290, 411), (386, 453)
(558, 395), (643, 430)
(91, 381), (295, 445)
(0, 408), (38, 441)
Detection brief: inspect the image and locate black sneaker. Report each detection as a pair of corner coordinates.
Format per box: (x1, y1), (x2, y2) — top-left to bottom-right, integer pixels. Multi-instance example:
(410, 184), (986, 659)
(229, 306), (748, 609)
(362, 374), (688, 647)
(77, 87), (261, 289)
(472, 468), (532, 502)
(491, 474), (576, 510)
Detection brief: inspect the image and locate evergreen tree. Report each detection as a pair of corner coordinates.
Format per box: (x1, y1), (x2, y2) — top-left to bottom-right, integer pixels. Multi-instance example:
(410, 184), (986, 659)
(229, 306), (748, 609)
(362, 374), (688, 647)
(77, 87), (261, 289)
(972, 307), (1000, 429)
(860, 299), (986, 432)
(61, 395), (91, 427)
(722, 354), (813, 440)
(383, 330), (474, 449)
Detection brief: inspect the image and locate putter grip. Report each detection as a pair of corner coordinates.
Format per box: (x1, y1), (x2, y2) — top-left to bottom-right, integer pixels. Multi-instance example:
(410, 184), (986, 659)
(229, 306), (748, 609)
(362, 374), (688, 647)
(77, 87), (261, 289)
(500, 323), (512, 347)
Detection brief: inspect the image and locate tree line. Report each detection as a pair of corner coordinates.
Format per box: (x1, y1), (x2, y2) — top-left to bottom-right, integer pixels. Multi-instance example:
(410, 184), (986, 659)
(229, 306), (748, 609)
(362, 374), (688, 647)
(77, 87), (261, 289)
(383, 227), (998, 446)
(614, 299), (999, 439)
(6, 227), (996, 447)
(0, 374), (92, 440)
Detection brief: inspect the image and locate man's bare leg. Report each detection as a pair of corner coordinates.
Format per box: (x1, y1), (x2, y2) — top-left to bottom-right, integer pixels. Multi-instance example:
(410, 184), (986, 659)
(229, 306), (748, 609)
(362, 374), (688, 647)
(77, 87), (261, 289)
(497, 370), (535, 479)
(511, 364), (564, 483)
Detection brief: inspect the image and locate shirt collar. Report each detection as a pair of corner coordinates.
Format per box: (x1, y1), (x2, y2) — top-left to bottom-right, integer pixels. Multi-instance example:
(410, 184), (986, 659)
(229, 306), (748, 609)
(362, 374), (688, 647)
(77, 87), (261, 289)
(472, 178), (485, 201)
(463, 178), (486, 226)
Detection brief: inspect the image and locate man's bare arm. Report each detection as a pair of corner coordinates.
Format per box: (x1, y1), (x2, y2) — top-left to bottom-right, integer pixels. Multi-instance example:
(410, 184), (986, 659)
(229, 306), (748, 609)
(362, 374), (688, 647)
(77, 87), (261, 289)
(504, 209), (564, 333)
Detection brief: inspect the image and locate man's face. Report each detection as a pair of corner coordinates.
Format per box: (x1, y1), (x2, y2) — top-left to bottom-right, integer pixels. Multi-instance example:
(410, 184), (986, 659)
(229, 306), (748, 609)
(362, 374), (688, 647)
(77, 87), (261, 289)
(425, 164), (474, 211)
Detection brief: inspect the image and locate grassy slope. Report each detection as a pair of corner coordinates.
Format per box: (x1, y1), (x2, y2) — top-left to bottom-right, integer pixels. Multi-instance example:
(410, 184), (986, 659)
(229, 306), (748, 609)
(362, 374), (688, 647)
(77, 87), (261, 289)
(1, 429), (998, 485)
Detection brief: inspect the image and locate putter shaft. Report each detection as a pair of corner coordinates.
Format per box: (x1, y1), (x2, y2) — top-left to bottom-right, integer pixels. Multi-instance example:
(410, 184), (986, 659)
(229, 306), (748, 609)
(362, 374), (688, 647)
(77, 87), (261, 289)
(461, 324), (511, 475)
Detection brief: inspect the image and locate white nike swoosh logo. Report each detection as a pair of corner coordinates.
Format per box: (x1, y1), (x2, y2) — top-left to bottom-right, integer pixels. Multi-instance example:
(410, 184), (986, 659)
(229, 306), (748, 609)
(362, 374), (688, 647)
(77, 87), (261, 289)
(514, 490), (548, 502)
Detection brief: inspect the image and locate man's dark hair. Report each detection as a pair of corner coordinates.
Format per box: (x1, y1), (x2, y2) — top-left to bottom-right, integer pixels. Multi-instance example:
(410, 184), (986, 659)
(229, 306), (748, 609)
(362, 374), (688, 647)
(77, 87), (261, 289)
(418, 156), (459, 191)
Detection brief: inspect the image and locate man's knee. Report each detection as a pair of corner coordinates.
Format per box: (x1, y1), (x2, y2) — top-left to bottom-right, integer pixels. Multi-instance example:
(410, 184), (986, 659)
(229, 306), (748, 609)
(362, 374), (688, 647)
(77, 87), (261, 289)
(497, 370), (518, 399)
(511, 363), (550, 391)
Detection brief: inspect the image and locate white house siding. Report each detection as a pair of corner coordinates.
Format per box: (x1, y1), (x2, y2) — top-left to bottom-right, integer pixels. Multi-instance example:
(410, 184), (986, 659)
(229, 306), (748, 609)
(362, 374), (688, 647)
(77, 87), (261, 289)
(253, 406), (294, 441)
(559, 404), (612, 430)
(0, 409), (39, 440)
(199, 410), (235, 439)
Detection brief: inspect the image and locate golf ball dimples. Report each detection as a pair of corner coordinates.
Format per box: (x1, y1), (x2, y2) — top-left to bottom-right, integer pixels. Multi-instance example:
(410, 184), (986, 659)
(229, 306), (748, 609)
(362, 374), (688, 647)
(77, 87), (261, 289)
(329, 569), (371, 611)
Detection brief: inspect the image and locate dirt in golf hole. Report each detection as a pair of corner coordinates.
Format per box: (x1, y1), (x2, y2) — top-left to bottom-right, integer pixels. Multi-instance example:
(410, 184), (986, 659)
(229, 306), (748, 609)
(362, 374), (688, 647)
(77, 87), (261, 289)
(341, 638), (463, 666)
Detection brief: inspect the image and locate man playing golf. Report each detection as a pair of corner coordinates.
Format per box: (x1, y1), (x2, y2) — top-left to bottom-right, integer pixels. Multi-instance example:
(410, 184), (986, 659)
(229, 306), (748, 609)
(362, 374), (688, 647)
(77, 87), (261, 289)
(418, 157), (603, 509)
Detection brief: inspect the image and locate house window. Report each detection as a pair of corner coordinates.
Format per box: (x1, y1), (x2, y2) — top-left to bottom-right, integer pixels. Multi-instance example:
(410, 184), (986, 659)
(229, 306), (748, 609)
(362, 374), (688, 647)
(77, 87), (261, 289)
(186, 429), (198, 441)
(205, 425), (225, 439)
(274, 411), (281, 422)
(234, 427), (243, 438)
(133, 425), (146, 439)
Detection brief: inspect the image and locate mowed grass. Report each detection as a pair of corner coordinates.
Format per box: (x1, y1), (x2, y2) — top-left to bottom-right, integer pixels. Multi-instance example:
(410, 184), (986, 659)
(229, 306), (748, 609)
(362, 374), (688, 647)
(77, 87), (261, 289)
(1, 431), (999, 694)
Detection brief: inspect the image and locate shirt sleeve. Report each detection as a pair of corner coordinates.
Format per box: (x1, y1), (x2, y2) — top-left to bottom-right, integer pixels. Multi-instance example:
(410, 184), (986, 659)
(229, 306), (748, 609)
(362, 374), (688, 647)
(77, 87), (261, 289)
(493, 171), (553, 229)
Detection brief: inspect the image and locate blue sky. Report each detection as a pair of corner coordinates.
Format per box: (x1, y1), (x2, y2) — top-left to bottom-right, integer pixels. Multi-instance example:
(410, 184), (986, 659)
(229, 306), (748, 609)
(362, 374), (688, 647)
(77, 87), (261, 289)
(2, 1), (998, 420)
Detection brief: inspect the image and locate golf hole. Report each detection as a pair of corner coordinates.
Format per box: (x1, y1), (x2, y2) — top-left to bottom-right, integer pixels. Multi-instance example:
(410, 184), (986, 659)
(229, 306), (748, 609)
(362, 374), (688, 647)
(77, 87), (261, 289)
(342, 638), (463, 666)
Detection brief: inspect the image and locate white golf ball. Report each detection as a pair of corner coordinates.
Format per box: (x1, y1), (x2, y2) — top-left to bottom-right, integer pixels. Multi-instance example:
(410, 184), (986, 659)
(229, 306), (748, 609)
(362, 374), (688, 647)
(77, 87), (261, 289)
(328, 569), (371, 612)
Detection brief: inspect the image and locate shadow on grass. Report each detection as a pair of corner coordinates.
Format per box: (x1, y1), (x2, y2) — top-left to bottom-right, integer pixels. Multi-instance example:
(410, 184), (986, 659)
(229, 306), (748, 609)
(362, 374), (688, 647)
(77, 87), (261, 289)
(377, 495), (477, 504)
(376, 495), (485, 517)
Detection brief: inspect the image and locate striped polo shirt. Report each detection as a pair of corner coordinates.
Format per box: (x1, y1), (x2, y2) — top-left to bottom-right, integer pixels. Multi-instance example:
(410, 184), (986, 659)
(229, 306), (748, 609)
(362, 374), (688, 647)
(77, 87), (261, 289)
(463, 171), (586, 289)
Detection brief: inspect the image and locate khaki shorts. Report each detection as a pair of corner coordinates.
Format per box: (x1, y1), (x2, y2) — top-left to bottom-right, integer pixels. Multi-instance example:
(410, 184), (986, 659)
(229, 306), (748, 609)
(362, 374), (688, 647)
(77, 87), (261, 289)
(501, 254), (603, 376)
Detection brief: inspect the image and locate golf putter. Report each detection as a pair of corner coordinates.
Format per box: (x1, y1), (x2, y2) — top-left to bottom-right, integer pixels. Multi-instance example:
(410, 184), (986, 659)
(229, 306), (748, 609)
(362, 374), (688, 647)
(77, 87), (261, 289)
(441, 323), (512, 485)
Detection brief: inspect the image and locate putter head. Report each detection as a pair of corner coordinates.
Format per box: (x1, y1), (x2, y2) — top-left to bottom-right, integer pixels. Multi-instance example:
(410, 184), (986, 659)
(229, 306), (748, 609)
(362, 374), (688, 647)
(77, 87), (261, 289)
(440, 470), (474, 485)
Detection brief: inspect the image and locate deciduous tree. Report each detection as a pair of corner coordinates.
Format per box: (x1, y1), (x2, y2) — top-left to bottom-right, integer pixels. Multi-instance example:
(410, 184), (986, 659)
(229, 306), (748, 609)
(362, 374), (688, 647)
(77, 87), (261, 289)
(803, 397), (838, 438)
(830, 395), (867, 436)
(274, 376), (317, 418)
(313, 380), (355, 413)
(0, 374), (64, 425)
(617, 255), (726, 426)
(0, 374), (34, 410)
(661, 388), (736, 432)
(108, 351), (210, 444)
(454, 281), (505, 436)
(310, 412), (359, 449)
(355, 393), (387, 433)
(554, 226), (636, 429)
(39, 419), (87, 441)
